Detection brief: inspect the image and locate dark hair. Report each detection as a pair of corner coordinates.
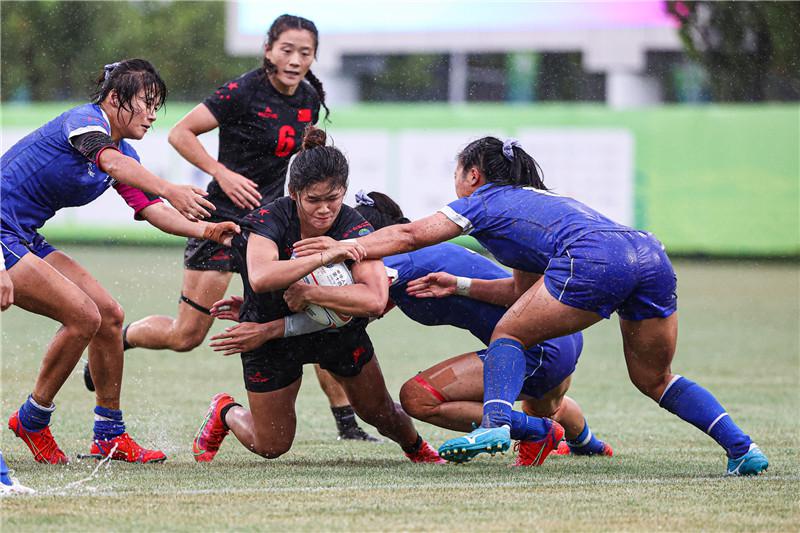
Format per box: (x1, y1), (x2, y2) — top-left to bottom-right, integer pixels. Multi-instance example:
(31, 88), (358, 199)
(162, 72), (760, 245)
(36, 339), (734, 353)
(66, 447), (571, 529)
(457, 137), (546, 189)
(90, 59), (167, 123)
(355, 191), (410, 230)
(263, 14), (330, 121)
(288, 127), (348, 193)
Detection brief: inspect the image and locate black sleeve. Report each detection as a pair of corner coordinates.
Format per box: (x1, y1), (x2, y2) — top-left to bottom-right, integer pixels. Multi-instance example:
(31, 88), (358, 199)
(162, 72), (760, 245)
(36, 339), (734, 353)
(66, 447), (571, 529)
(241, 200), (290, 246)
(202, 74), (250, 125)
(69, 132), (118, 163)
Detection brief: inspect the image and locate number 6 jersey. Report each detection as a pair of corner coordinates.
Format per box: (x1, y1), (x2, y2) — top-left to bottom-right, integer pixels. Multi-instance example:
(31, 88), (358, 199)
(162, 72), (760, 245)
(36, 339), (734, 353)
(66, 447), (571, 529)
(202, 68), (320, 223)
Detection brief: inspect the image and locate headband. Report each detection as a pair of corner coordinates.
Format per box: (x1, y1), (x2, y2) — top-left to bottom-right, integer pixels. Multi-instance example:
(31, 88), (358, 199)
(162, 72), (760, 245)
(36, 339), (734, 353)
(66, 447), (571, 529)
(103, 62), (121, 81)
(355, 190), (375, 207)
(502, 138), (521, 161)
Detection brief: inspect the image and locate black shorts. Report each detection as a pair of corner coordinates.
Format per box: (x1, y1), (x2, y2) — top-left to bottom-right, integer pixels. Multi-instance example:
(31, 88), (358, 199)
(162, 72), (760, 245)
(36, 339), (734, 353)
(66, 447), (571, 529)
(240, 327), (375, 393)
(184, 237), (239, 272)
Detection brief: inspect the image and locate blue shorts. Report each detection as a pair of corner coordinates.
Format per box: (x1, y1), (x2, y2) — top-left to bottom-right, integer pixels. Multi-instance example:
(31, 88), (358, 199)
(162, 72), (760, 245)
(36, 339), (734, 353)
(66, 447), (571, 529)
(477, 333), (582, 399)
(1, 229), (57, 270)
(544, 230), (677, 321)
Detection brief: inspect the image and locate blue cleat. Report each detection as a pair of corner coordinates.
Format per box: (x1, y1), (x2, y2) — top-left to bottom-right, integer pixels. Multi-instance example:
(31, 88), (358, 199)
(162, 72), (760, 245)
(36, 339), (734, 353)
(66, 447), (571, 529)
(438, 426), (511, 463)
(726, 444), (769, 476)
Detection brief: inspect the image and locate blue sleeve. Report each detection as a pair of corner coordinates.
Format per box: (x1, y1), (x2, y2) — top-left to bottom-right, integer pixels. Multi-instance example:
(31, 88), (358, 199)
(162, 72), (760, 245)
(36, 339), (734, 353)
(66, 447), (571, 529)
(119, 141), (140, 163)
(439, 195), (485, 235)
(62, 106), (110, 141)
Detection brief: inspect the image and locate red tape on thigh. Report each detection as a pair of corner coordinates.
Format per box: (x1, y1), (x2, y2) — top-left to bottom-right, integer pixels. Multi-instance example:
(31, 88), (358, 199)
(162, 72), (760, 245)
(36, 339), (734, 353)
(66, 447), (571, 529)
(413, 374), (446, 403)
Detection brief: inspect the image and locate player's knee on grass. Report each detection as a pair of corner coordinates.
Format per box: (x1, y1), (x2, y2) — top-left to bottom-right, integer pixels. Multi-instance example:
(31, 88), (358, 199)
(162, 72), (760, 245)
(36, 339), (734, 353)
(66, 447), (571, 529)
(251, 440), (292, 459)
(399, 377), (442, 422)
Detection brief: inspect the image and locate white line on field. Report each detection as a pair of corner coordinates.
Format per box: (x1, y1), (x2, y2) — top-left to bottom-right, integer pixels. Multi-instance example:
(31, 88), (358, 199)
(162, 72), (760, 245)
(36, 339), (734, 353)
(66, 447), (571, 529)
(35, 474), (800, 499)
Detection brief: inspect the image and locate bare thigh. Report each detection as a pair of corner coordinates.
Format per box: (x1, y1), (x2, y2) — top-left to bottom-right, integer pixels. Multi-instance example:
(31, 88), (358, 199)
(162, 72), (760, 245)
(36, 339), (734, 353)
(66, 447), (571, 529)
(493, 277), (603, 347)
(8, 253), (99, 328)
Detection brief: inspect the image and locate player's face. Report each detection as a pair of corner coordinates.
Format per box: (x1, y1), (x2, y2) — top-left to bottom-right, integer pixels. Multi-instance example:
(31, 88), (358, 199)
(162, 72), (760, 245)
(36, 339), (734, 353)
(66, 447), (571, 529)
(114, 89), (158, 140)
(293, 181), (346, 235)
(265, 29), (316, 95)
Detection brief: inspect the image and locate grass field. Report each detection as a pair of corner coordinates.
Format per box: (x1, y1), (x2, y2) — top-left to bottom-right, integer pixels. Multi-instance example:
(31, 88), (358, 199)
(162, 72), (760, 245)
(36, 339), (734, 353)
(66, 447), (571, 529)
(1, 246), (798, 531)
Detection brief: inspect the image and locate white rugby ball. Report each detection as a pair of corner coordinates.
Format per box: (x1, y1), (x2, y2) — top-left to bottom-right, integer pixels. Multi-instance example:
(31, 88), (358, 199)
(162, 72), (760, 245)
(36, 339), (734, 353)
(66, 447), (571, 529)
(301, 261), (354, 327)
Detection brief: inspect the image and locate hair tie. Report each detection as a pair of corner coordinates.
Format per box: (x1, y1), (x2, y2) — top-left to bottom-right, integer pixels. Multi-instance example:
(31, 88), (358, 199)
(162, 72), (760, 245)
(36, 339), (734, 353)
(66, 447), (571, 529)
(355, 190), (375, 207)
(103, 62), (121, 81)
(502, 138), (520, 161)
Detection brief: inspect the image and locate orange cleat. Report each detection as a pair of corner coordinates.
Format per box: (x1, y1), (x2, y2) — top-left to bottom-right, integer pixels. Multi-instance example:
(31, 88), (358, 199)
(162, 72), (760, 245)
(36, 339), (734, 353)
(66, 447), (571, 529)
(193, 393), (235, 463)
(550, 439), (613, 457)
(405, 440), (446, 464)
(90, 432), (166, 463)
(513, 421), (565, 467)
(8, 411), (69, 465)
(551, 440), (571, 456)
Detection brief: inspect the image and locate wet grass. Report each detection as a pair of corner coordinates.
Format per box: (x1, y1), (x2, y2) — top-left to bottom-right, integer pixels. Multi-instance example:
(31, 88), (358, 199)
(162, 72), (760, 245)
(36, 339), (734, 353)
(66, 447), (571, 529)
(1, 247), (798, 531)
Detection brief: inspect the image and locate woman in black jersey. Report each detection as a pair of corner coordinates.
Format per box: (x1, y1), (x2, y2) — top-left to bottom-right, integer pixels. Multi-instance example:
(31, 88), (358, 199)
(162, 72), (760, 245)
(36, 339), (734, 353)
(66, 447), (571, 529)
(110, 14), (377, 440)
(191, 128), (444, 464)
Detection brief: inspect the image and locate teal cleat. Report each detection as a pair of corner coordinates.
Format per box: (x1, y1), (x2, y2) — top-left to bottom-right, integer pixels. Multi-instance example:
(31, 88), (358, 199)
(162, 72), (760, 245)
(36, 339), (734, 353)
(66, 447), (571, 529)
(438, 426), (511, 463)
(726, 444), (769, 476)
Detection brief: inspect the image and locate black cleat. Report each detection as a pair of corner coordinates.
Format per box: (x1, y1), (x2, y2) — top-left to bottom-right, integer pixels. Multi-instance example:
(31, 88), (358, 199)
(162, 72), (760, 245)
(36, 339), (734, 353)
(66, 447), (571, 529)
(338, 425), (383, 443)
(83, 362), (95, 392)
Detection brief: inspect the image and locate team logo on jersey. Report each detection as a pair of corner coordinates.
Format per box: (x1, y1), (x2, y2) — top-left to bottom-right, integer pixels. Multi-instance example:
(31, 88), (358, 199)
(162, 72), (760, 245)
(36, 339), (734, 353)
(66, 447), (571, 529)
(257, 106), (278, 119)
(297, 109), (312, 122)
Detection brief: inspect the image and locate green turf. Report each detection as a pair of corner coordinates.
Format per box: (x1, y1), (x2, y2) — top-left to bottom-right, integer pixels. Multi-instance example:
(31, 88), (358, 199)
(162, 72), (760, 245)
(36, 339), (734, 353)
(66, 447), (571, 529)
(1, 247), (798, 531)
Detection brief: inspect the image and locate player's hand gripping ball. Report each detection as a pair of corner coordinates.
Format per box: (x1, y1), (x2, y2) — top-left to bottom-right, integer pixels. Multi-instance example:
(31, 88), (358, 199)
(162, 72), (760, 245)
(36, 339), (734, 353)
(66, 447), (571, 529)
(301, 261), (354, 327)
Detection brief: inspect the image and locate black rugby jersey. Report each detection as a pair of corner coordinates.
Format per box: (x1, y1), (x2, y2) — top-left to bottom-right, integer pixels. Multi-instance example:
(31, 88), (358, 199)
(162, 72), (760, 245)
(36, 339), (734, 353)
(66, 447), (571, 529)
(232, 197), (374, 349)
(202, 69), (320, 222)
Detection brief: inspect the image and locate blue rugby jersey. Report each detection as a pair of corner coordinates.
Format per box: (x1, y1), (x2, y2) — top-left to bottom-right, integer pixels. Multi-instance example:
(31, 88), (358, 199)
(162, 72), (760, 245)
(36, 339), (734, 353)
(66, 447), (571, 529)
(440, 184), (629, 273)
(385, 243), (508, 344)
(1, 104), (147, 240)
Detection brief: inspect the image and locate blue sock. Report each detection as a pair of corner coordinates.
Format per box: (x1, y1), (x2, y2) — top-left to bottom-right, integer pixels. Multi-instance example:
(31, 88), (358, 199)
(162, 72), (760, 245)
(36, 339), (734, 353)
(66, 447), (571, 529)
(482, 338), (527, 428)
(18, 395), (54, 431)
(659, 375), (752, 458)
(93, 406), (125, 442)
(509, 411), (551, 441)
(567, 419), (607, 455)
(0, 452), (11, 486)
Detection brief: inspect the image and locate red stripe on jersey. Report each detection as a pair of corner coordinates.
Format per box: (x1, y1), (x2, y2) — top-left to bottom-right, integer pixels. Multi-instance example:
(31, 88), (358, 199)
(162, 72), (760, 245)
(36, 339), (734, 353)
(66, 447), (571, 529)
(297, 109), (312, 122)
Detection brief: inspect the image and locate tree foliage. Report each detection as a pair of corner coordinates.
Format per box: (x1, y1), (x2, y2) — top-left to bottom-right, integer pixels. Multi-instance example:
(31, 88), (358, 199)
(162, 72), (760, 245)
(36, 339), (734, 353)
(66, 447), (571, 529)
(667, 1), (800, 101)
(1, 1), (256, 102)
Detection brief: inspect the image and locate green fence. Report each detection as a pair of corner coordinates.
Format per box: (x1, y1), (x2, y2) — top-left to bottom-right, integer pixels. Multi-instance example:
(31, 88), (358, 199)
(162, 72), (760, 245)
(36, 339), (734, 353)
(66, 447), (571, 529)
(3, 103), (798, 256)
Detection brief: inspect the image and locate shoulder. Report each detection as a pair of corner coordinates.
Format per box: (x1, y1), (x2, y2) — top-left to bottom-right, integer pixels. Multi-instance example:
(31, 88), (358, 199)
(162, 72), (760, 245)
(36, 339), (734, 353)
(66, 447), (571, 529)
(337, 205), (373, 239)
(63, 104), (111, 136)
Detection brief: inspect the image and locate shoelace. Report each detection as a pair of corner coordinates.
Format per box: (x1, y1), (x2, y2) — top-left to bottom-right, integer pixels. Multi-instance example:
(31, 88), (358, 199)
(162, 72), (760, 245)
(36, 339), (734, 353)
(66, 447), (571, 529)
(33, 429), (63, 463)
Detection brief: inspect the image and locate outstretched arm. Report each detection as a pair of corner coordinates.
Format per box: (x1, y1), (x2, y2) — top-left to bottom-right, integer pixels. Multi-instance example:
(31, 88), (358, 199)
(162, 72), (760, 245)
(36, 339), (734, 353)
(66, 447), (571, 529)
(97, 148), (215, 221)
(293, 212), (462, 261)
(138, 203), (239, 245)
(406, 269), (540, 308)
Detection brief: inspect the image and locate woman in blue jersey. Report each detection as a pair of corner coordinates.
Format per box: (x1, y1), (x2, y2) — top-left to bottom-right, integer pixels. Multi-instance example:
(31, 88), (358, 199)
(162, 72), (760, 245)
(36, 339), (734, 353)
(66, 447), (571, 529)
(292, 138), (768, 476)
(1, 59), (238, 464)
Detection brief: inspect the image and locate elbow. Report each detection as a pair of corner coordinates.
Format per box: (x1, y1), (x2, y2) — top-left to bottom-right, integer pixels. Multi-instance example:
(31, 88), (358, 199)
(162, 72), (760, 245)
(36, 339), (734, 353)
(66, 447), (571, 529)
(364, 297), (387, 317)
(167, 127), (184, 149)
(397, 226), (419, 253)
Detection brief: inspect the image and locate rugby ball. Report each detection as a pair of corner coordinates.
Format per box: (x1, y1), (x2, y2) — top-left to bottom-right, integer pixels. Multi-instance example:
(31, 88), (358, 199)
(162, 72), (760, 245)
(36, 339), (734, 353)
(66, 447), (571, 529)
(301, 261), (354, 327)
